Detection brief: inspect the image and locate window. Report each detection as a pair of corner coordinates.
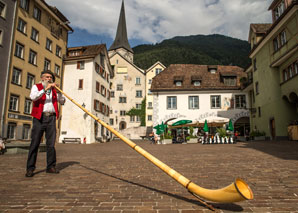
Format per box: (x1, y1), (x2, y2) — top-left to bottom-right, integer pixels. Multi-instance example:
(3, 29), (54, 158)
(26, 73), (34, 89)
(24, 98), (32, 114)
(33, 6), (41, 21)
(258, 107), (261, 117)
(235, 95), (246, 109)
(295, 61), (298, 75)
(12, 68), (21, 85)
(136, 90), (142, 97)
(46, 38), (52, 51)
(283, 70), (288, 81)
(54, 64), (60, 76)
(9, 95), (19, 111)
(136, 77), (141, 85)
(117, 84), (123, 91)
(280, 31), (286, 46)
(288, 66), (293, 78)
(28, 49), (37, 65)
(175, 81), (182, 86)
(136, 116), (140, 122)
(148, 79), (152, 84)
(7, 123), (16, 139)
(130, 116), (135, 122)
(148, 115), (152, 121)
(193, 81), (201, 86)
(273, 0), (285, 21)
(136, 104), (142, 109)
(96, 81), (100, 93)
(101, 85), (106, 97)
(253, 58), (257, 71)
(94, 100), (99, 111)
(111, 91), (115, 97)
(120, 110), (126, 116)
(56, 45), (62, 57)
(167, 96), (177, 110)
(255, 82), (259, 95)
(15, 42), (24, 58)
(211, 95), (221, 109)
(223, 77), (236, 86)
(148, 102), (153, 109)
(17, 18), (27, 34)
(119, 97), (127, 103)
(0, 1), (6, 18)
(110, 119), (114, 125)
(77, 61), (85, 69)
(189, 96), (199, 109)
(20, 0), (29, 11)
(273, 37), (279, 52)
(31, 27), (39, 42)
(0, 29), (2, 45)
(22, 124), (31, 139)
(78, 79), (83, 89)
(100, 53), (105, 66)
(155, 68), (162, 75)
(44, 58), (51, 71)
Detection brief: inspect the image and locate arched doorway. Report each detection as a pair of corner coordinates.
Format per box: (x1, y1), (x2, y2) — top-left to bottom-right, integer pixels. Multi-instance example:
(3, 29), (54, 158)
(119, 121), (126, 130)
(234, 117), (250, 137)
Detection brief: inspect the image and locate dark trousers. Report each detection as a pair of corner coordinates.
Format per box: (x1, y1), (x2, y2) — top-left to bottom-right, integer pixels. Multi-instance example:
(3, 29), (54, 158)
(26, 115), (57, 171)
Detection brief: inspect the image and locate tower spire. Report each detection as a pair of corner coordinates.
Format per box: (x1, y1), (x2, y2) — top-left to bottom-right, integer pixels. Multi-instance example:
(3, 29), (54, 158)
(109, 0), (133, 53)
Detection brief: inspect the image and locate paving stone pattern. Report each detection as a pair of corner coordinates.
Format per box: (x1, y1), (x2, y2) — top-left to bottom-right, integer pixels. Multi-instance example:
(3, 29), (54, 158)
(0, 140), (298, 212)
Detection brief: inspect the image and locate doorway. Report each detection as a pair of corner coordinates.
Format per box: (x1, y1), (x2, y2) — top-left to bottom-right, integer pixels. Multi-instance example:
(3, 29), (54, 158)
(269, 118), (276, 140)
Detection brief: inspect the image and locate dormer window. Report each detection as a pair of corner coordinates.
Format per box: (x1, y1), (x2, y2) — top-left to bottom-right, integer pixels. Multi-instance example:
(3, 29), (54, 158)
(273, 0), (285, 21)
(175, 81), (182, 86)
(208, 66), (217, 74)
(220, 72), (237, 86)
(173, 76), (184, 86)
(191, 75), (202, 86)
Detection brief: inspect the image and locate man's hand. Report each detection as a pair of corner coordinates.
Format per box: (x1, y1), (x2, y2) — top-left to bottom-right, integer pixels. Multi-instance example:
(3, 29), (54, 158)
(45, 83), (57, 91)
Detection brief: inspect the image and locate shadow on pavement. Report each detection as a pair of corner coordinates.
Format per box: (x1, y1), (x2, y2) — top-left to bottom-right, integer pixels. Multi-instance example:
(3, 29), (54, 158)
(239, 140), (298, 160)
(79, 164), (244, 212)
(34, 161), (80, 175)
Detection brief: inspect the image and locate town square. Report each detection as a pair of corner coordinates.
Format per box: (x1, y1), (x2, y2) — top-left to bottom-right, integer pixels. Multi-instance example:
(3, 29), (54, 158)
(0, 0), (298, 212)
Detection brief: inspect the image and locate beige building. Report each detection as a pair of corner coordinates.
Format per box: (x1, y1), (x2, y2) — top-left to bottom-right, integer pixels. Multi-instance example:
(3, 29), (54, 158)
(145, 61), (166, 127)
(3, 0), (72, 140)
(108, 1), (146, 135)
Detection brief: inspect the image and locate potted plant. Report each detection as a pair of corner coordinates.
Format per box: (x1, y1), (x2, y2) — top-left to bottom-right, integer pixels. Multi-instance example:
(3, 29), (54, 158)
(250, 130), (266, 141)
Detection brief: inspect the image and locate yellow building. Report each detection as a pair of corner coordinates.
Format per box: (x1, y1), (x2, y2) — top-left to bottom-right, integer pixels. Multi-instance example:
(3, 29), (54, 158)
(145, 61), (166, 127)
(3, 0), (72, 141)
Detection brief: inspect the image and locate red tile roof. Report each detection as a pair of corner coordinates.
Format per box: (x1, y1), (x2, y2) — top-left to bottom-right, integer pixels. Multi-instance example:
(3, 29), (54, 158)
(150, 64), (246, 91)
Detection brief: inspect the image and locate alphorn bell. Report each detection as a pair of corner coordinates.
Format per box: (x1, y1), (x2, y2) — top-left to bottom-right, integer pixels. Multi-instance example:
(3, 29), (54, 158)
(55, 86), (253, 204)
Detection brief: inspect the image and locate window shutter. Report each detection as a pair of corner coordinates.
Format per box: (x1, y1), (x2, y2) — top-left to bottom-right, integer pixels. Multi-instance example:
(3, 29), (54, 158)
(94, 100), (96, 110)
(77, 61), (80, 69)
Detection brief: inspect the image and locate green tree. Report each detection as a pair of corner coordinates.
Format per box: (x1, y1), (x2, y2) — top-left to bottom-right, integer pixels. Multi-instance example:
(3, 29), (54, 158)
(126, 97), (146, 126)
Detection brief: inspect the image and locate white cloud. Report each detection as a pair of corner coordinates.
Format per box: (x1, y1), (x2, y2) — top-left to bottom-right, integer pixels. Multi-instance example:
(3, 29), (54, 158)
(46, 0), (272, 44)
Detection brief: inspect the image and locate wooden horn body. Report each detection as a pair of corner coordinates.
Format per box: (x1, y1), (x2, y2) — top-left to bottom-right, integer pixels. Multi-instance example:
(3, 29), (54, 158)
(55, 86), (253, 203)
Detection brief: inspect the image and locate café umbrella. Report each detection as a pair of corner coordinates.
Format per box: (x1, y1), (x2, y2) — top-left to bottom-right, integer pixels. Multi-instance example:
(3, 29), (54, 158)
(203, 120), (209, 132)
(154, 122), (167, 135)
(171, 119), (192, 126)
(227, 119), (234, 131)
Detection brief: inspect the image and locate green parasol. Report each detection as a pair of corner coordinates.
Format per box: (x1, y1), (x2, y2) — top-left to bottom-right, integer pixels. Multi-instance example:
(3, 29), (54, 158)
(154, 122), (167, 135)
(227, 119), (234, 131)
(203, 119), (209, 132)
(172, 119), (192, 126)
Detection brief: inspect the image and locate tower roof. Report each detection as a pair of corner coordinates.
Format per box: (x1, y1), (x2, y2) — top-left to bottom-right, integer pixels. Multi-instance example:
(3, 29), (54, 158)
(109, 1), (133, 53)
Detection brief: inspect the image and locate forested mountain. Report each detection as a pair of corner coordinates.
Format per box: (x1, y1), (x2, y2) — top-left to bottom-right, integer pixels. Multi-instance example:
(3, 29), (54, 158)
(132, 34), (251, 70)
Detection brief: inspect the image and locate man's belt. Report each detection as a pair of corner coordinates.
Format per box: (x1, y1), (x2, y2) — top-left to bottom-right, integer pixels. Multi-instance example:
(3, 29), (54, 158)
(42, 112), (56, 117)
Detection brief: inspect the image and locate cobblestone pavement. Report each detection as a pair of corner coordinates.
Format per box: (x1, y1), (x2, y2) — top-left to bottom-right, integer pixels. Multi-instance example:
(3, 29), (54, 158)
(0, 140), (298, 212)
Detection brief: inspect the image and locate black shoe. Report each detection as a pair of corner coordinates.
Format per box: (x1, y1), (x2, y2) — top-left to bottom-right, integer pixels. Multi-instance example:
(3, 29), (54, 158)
(25, 170), (34, 177)
(46, 167), (59, 174)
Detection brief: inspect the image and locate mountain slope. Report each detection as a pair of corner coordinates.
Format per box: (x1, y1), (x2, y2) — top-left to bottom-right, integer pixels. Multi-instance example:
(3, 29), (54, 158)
(132, 34), (251, 70)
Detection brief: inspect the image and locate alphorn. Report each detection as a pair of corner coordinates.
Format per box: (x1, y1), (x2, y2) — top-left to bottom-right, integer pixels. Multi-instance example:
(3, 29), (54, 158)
(55, 86), (253, 204)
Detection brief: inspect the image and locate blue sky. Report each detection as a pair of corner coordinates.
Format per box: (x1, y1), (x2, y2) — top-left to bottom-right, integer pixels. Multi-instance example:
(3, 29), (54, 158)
(47, 0), (272, 48)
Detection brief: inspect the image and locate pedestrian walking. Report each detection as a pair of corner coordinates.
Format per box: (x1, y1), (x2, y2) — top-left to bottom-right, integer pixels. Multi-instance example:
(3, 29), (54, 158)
(25, 70), (65, 177)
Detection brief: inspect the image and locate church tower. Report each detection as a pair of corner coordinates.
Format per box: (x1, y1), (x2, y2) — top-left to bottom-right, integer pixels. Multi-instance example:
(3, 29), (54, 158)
(109, 0), (134, 63)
